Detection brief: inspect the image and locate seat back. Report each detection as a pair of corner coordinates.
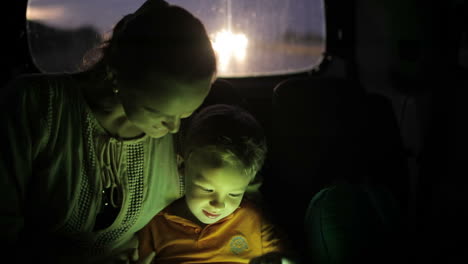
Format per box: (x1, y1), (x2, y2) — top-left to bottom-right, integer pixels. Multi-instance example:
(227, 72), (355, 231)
(264, 76), (408, 261)
(304, 183), (404, 264)
(200, 78), (247, 109)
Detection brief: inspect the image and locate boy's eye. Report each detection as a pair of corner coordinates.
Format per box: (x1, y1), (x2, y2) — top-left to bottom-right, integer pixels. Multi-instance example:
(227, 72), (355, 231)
(229, 193), (243, 198)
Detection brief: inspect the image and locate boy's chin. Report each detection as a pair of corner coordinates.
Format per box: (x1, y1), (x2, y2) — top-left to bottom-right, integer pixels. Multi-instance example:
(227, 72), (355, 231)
(199, 217), (218, 225)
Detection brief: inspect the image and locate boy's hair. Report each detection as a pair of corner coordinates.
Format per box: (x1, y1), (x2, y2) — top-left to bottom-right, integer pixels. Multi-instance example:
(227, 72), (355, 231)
(181, 104), (267, 180)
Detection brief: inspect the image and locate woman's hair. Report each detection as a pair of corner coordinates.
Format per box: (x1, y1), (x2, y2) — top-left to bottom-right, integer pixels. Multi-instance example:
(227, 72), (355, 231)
(84, 0), (216, 87)
(182, 104), (267, 180)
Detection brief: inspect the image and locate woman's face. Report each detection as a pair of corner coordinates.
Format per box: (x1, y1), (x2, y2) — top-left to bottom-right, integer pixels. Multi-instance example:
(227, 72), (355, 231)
(118, 74), (213, 138)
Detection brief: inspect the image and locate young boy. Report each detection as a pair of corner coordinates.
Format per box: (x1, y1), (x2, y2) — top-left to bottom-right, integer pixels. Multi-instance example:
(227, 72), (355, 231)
(137, 104), (286, 264)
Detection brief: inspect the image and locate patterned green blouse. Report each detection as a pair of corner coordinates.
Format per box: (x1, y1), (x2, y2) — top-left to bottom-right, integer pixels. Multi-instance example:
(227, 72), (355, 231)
(0, 73), (183, 263)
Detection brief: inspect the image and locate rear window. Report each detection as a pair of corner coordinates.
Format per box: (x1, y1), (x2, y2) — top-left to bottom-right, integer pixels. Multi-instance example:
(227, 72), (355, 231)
(27, 0), (325, 77)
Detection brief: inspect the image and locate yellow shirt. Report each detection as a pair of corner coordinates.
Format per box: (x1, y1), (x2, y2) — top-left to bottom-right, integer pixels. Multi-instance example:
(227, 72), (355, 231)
(138, 199), (283, 263)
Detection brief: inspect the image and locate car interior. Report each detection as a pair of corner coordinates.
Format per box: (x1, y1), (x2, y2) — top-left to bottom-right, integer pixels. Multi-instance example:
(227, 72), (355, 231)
(2, 0), (467, 263)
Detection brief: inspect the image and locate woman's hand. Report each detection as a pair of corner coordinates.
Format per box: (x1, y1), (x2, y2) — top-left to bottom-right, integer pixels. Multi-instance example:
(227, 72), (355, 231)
(249, 252), (284, 264)
(115, 247), (138, 264)
(112, 243), (155, 264)
(112, 234), (156, 264)
(137, 252), (156, 264)
(110, 235), (140, 264)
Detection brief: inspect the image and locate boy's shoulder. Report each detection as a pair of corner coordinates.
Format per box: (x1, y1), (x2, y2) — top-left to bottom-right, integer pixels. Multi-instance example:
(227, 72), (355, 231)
(157, 199), (179, 217)
(236, 198), (265, 219)
(239, 198), (256, 209)
(154, 198), (192, 223)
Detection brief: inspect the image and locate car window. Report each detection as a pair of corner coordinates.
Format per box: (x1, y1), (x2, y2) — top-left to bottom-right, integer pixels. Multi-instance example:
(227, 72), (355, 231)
(27, 0), (325, 77)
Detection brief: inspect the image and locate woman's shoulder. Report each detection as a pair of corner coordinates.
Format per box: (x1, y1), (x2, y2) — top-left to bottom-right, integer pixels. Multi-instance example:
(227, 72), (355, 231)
(5, 72), (71, 86)
(3, 73), (46, 93)
(1, 72), (86, 121)
(2, 72), (75, 100)
(1, 74), (49, 109)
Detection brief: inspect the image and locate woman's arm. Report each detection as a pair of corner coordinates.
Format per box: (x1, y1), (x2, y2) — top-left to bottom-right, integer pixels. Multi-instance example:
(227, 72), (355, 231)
(0, 75), (50, 254)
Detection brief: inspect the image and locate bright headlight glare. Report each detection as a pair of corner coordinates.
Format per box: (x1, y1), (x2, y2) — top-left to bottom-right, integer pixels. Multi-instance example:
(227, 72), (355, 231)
(211, 30), (248, 72)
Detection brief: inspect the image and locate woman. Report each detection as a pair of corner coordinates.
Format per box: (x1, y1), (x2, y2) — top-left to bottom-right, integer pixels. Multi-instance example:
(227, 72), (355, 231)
(0, 0), (216, 263)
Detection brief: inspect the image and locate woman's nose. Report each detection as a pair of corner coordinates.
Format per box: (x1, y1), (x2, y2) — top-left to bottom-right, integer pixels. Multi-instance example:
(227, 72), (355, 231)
(162, 117), (181, 133)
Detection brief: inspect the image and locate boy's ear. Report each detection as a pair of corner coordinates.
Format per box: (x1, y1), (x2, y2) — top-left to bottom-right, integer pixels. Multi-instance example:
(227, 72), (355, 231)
(245, 174), (264, 203)
(247, 173), (263, 191)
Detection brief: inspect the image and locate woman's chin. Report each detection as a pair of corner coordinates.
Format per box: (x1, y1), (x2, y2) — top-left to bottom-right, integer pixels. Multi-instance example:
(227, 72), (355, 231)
(146, 128), (169, 138)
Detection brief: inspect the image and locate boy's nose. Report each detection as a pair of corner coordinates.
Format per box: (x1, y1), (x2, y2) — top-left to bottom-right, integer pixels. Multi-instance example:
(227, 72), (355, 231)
(209, 199), (226, 210)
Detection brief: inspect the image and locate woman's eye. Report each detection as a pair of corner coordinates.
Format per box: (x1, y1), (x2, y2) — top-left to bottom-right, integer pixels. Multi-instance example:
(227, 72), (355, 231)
(200, 187), (213, 192)
(148, 111), (162, 117)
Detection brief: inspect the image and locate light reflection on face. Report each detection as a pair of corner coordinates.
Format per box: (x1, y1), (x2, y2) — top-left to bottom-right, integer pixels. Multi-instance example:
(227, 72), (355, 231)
(184, 151), (251, 225)
(118, 74), (213, 138)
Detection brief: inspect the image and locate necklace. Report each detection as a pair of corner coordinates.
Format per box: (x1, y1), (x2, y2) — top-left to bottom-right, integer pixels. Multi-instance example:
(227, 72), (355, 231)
(93, 136), (126, 230)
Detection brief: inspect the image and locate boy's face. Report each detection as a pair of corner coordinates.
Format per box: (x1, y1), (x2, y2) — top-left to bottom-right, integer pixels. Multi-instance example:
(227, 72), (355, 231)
(184, 152), (251, 225)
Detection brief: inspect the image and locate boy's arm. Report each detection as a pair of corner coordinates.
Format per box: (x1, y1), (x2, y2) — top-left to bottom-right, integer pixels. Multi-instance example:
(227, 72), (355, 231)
(247, 221), (286, 264)
(258, 210), (301, 263)
(261, 220), (284, 254)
